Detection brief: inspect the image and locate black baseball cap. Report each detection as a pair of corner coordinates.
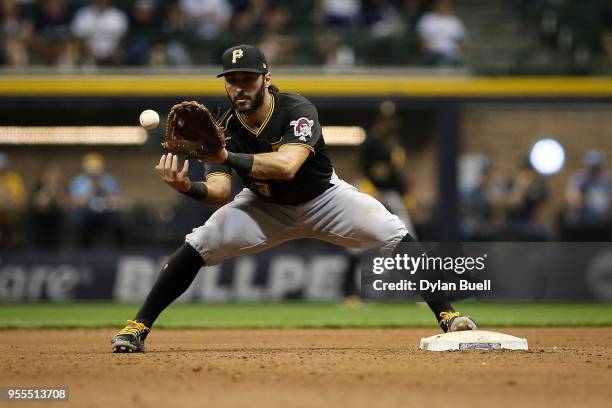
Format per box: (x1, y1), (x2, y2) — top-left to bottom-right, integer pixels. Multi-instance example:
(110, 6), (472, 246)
(217, 44), (269, 77)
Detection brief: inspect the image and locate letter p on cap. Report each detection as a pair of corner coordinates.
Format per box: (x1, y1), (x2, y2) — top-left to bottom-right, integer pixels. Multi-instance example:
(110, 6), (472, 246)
(232, 49), (244, 63)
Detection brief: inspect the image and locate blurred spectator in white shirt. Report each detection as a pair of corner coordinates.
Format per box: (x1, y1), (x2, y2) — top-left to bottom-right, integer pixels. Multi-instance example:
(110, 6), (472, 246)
(71, 0), (128, 64)
(317, 0), (361, 30)
(416, 0), (467, 66)
(179, 0), (232, 38)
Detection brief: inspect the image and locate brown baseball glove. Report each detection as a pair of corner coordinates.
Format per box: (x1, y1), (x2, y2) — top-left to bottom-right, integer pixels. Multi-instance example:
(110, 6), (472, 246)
(163, 101), (226, 160)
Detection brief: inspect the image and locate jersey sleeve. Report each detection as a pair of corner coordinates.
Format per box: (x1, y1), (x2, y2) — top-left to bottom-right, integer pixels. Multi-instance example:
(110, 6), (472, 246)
(205, 163), (232, 180)
(276, 102), (321, 154)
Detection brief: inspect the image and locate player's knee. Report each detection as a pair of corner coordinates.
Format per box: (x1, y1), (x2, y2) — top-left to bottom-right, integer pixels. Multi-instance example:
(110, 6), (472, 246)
(185, 211), (266, 265)
(368, 219), (408, 255)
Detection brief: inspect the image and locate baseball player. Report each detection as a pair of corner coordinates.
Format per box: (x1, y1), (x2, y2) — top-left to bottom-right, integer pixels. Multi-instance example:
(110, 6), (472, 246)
(112, 44), (476, 353)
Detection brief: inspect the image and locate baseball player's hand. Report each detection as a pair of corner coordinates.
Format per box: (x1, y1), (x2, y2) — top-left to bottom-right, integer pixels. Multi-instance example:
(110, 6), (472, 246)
(156, 153), (191, 192)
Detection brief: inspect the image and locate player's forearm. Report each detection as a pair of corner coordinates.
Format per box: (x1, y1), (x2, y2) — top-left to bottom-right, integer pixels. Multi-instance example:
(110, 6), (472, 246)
(250, 152), (300, 180)
(222, 148), (307, 181)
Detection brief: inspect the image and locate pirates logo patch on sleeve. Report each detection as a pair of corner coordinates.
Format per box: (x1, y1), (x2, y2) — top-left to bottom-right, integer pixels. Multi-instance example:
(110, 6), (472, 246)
(290, 117), (314, 142)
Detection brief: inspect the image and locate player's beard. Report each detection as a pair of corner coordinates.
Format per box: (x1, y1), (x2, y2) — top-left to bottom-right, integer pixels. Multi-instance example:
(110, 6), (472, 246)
(230, 78), (266, 114)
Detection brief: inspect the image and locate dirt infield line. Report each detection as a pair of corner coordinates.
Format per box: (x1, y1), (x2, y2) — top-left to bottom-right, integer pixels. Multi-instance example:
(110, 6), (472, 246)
(1, 328), (611, 408)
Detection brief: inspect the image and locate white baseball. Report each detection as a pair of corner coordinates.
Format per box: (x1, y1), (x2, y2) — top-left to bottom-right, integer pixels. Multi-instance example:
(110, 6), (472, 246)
(139, 109), (160, 130)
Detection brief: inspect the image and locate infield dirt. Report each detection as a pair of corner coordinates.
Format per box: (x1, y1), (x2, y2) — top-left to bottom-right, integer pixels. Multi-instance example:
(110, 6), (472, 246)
(1, 328), (611, 407)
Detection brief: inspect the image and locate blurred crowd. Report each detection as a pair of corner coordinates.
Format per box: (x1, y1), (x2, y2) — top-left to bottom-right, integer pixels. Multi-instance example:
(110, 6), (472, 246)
(458, 149), (612, 242)
(0, 151), (126, 248)
(0, 0), (610, 71)
(515, 0), (612, 73)
(1, 142), (612, 249)
(354, 102), (612, 243)
(0, 0), (471, 69)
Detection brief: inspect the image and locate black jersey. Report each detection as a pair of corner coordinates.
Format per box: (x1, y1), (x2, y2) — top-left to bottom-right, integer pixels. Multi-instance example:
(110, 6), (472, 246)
(207, 92), (333, 205)
(359, 136), (406, 194)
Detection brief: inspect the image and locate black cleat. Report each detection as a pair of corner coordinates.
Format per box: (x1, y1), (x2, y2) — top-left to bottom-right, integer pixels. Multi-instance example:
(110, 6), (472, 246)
(111, 320), (150, 353)
(439, 312), (477, 333)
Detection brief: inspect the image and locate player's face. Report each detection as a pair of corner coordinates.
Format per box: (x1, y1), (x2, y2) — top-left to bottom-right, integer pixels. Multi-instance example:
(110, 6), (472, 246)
(224, 72), (267, 114)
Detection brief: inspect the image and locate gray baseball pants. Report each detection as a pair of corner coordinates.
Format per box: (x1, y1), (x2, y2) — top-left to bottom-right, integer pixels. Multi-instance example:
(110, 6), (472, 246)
(186, 173), (408, 266)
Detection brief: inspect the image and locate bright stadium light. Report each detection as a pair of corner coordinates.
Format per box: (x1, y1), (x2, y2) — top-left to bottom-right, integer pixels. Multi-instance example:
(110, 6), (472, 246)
(0, 126), (148, 145)
(321, 126), (366, 145)
(529, 138), (565, 175)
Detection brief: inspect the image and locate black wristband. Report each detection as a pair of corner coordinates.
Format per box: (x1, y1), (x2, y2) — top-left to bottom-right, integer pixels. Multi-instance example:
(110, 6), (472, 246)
(180, 182), (208, 200)
(225, 151), (254, 174)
